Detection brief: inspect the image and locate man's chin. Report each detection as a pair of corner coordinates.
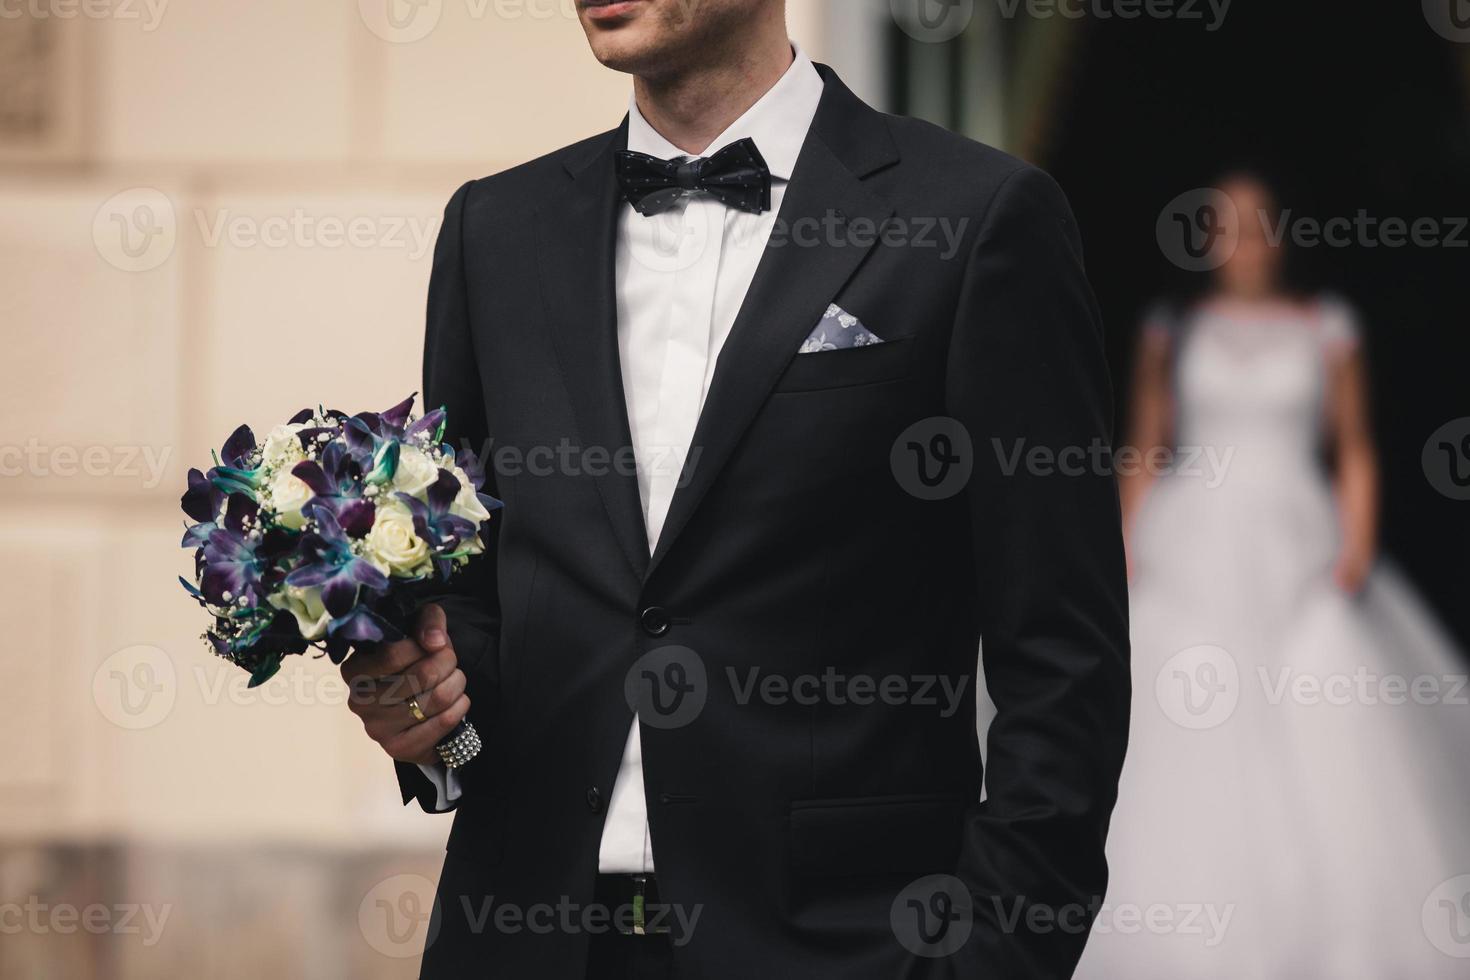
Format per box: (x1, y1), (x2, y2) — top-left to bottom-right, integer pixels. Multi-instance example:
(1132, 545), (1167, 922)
(585, 33), (671, 78)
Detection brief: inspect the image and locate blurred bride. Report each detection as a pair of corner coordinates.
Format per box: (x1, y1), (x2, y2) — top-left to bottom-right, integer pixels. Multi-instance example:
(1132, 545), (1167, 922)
(1076, 174), (1470, 978)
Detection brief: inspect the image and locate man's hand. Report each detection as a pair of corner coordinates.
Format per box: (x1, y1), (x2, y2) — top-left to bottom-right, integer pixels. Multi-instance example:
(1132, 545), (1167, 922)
(342, 604), (471, 767)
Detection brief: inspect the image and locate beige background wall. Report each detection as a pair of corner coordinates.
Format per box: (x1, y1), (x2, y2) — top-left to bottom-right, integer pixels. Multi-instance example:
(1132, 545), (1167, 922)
(0, 3), (846, 977)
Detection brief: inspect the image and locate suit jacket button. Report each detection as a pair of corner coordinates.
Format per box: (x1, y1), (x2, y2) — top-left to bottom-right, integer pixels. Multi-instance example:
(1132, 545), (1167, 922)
(639, 606), (671, 637)
(586, 786), (603, 813)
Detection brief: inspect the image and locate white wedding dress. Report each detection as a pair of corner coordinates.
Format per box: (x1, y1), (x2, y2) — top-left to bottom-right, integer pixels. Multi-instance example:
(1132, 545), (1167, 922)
(1075, 297), (1470, 979)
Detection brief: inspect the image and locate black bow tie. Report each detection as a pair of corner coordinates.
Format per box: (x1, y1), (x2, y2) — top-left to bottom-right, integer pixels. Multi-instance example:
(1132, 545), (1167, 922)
(615, 137), (772, 217)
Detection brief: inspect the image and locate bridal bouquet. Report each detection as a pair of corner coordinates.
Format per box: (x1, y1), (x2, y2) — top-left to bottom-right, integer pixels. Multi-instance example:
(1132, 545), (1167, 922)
(179, 395), (501, 688)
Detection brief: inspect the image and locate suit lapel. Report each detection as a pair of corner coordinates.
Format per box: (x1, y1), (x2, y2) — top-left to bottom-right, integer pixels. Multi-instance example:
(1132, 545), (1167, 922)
(646, 75), (899, 579)
(535, 123), (651, 581)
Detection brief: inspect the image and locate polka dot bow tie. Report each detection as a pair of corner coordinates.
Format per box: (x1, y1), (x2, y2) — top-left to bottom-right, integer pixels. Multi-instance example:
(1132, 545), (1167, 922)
(615, 137), (772, 217)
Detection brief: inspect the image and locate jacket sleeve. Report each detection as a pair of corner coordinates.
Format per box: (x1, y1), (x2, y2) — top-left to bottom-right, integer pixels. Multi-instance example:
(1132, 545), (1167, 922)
(945, 165), (1132, 977)
(394, 179), (503, 812)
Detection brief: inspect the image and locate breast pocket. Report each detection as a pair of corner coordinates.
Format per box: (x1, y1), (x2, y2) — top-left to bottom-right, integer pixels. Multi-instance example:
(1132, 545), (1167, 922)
(773, 337), (916, 394)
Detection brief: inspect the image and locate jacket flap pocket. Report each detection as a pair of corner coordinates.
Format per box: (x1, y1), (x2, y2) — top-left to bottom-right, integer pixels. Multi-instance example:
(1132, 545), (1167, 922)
(774, 337), (915, 393)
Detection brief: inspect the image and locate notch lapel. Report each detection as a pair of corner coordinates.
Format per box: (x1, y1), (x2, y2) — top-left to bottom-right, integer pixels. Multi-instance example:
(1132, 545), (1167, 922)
(646, 95), (898, 579)
(535, 124), (651, 581)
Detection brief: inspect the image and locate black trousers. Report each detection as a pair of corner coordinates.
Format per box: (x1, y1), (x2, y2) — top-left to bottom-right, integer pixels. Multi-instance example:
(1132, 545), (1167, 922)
(584, 875), (674, 979)
(584, 929), (673, 980)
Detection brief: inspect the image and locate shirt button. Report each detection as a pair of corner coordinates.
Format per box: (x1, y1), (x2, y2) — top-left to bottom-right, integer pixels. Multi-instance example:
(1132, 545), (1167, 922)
(586, 786), (603, 814)
(639, 606), (672, 637)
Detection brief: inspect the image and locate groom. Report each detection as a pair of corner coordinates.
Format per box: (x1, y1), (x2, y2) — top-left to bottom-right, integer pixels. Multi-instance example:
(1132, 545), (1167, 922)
(343, 1), (1130, 977)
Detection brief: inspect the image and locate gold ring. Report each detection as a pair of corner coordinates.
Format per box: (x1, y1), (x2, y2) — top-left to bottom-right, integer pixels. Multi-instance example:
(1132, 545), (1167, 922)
(408, 698), (427, 723)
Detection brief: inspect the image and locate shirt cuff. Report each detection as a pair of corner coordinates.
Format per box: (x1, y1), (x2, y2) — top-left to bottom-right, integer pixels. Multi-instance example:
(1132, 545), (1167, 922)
(416, 763), (464, 813)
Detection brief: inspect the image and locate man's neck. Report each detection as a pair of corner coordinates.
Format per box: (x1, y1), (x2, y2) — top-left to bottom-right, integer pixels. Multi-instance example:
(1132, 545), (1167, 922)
(632, 31), (795, 157)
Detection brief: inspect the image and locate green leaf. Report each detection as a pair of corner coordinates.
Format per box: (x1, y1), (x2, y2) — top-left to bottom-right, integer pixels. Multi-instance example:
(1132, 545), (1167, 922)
(247, 655), (283, 689)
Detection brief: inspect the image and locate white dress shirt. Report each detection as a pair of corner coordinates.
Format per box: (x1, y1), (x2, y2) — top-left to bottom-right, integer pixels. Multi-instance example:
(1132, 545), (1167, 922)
(422, 44), (825, 875)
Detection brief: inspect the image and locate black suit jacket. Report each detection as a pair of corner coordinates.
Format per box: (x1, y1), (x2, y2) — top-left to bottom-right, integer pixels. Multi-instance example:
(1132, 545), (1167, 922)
(397, 66), (1130, 980)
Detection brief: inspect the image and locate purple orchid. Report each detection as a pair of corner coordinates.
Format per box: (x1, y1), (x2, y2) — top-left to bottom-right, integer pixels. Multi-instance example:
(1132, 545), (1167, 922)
(197, 494), (294, 610)
(289, 441), (376, 536)
(208, 424), (265, 498)
(450, 443), (502, 516)
(395, 472), (481, 579)
(343, 395), (447, 477)
(286, 501), (390, 619)
(180, 467), (226, 547)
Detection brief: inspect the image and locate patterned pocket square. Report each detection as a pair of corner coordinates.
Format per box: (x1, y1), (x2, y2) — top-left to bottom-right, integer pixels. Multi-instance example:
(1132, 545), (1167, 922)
(798, 304), (884, 353)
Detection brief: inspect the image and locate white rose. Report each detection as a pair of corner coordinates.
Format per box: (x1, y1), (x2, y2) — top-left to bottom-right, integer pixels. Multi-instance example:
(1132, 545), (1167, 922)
(268, 469), (313, 530)
(448, 466), (492, 525)
(364, 499), (431, 577)
(261, 423), (307, 470)
(268, 584), (331, 641)
(392, 445), (439, 499)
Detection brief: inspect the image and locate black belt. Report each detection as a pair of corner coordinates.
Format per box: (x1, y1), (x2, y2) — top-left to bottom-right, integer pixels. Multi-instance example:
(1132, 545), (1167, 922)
(594, 874), (671, 936)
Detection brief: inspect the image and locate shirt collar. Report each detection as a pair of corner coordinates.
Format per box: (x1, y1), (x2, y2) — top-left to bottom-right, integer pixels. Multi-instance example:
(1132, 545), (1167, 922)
(625, 43), (824, 182)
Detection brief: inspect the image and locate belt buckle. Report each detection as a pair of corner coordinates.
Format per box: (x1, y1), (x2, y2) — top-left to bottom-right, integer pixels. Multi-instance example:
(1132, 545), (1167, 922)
(629, 875), (668, 936)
